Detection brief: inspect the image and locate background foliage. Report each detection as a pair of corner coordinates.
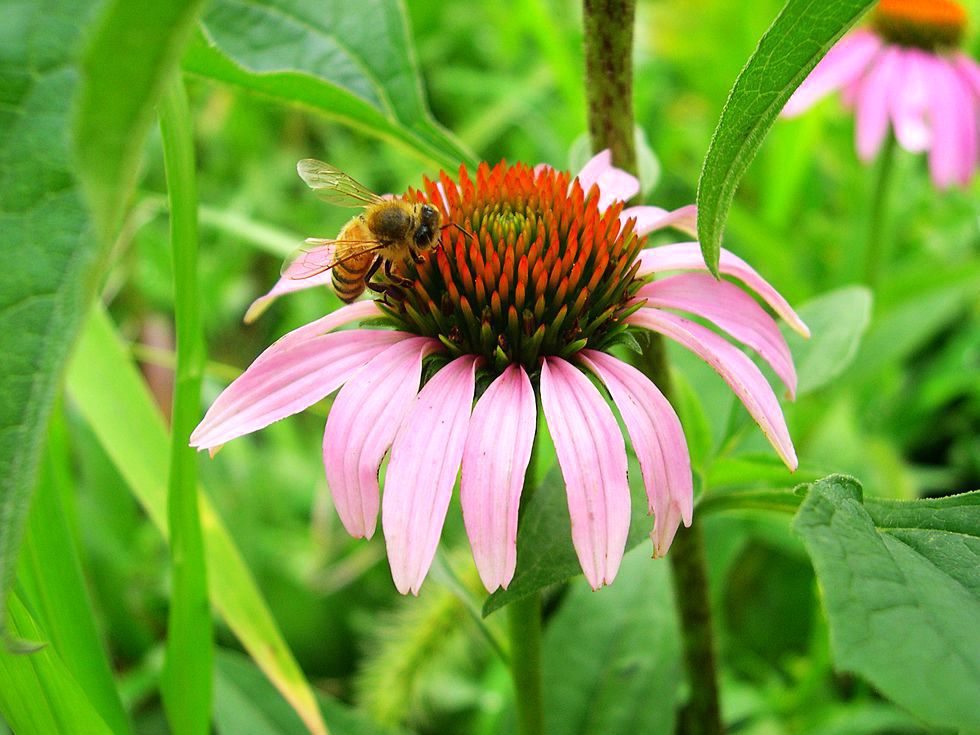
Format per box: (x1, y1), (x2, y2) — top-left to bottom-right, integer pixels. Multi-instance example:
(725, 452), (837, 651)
(1, 0), (978, 733)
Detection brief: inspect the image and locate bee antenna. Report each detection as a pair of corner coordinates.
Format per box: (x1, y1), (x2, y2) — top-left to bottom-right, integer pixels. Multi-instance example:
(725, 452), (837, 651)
(442, 221), (475, 241)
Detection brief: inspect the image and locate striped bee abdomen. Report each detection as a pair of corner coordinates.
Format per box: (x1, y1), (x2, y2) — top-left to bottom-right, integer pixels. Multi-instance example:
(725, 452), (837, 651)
(332, 252), (375, 303)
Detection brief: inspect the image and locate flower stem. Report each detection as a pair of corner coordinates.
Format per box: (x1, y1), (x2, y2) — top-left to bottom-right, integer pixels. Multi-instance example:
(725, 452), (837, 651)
(863, 132), (897, 289)
(582, 5), (723, 732)
(159, 74), (212, 735)
(583, 0), (638, 173)
(508, 592), (545, 735)
(669, 522), (723, 735)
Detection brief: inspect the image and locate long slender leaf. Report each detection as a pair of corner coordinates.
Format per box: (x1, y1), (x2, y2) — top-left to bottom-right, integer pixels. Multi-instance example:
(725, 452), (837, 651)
(0, 593), (114, 735)
(696, 0), (875, 274)
(159, 76), (213, 735)
(183, 0), (477, 170)
(66, 306), (328, 735)
(17, 412), (131, 735)
(75, 0), (206, 240)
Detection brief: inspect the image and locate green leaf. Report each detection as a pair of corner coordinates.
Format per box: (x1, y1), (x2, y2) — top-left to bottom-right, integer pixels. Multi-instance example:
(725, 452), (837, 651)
(794, 475), (980, 731)
(483, 463), (654, 616)
(214, 649), (407, 735)
(541, 547), (681, 735)
(184, 0), (476, 171)
(696, 0), (875, 273)
(17, 417), (131, 735)
(65, 306), (328, 735)
(782, 286), (872, 395)
(0, 592), (114, 735)
(0, 0), (102, 644)
(74, 0), (204, 240)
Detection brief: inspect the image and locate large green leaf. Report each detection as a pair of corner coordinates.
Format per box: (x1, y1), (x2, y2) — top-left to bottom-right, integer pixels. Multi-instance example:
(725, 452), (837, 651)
(0, 593), (113, 735)
(696, 0), (875, 273)
(483, 462), (654, 616)
(794, 475), (980, 731)
(75, 0), (205, 240)
(65, 307), (328, 735)
(782, 286), (872, 396)
(541, 547), (681, 735)
(184, 0), (476, 171)
(0, 0), (204, 644)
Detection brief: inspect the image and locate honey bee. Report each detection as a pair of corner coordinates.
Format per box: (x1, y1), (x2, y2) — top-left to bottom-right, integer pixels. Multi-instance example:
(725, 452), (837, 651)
(285, 159), (445, 303)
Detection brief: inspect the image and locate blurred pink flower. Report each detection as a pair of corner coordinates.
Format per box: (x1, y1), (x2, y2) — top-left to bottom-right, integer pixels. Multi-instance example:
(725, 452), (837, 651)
(192, 152), (807, 595)
(783, 0), (979, 189)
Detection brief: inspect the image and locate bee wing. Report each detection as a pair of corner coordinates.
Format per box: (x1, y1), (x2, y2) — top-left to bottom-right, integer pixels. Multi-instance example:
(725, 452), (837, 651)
(280, 237), (386, 280)
(296, 159), (384, 207)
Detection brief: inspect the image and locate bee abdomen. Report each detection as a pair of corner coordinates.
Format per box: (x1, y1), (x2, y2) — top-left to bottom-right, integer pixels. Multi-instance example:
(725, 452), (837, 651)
(332, 254), (373, 303)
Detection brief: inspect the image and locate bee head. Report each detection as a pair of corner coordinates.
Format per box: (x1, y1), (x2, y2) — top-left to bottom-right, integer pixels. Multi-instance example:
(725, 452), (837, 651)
(414, 204), (442, 249)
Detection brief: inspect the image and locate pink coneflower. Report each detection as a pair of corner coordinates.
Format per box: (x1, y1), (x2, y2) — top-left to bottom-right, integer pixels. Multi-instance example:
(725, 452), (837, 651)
(783, 0), (980, 189)
(191, 152), (808, 595)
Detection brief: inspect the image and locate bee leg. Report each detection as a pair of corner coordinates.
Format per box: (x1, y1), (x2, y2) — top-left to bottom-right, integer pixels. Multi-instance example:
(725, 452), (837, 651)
(410, 248), (426, 264)
(383, 258), (413, 288)
(364, 255), (384, 285)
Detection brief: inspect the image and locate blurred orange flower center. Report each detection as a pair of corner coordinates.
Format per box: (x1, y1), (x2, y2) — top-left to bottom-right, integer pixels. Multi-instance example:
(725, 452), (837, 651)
(874, 0), (966, 48)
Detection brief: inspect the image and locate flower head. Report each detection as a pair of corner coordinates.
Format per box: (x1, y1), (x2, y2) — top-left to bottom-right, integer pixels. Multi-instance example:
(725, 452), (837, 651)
(191, 152), (807, 595)
(782, 0), (980, 189)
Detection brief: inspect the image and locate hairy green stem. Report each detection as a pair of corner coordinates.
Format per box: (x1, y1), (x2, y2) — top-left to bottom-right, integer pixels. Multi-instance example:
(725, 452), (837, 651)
(670, 522), (723, 735)
(583, 3), (722, 733)
(159, 74), (212, 735)
(508, 592), (545, 735)
(863, 133), (897, 289)
(583, 0), (638, 173)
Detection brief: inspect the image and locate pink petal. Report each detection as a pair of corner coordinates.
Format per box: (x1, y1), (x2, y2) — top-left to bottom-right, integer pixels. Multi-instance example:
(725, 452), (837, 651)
(927, 56), (977, 189)
(460, 365), (536, 592)
(634, 242), (810, 337)
(954, 53), (980, 98)
(622, 204), (698, 238)
(244, 269), (334, 324)
(856, 47), (902, 162)
(889, 49), (932, 153)
(190, 329), (408, 450)
(258, 300), (382, 361)
(627, 308), (798, 470)
(575, 149), (640, 208)
(382, 355), (479, 595)
(637, 273), (797, 396)
(539, 357), (631, 590)
(322, 337), (440, 539)
(782, 30), (882, 117)
(578, 350), (692, 558)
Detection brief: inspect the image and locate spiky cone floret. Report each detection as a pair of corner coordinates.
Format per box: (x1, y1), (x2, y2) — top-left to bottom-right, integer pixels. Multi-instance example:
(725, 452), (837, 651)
(782, 0), (980, 189)
(191, 151), (808, 595)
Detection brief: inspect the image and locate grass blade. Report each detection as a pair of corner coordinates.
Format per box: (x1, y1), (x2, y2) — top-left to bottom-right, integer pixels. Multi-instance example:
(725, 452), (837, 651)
(158, 75), (213, 735)
(66, 306), (328, 735)
(0, 592), (114, 735)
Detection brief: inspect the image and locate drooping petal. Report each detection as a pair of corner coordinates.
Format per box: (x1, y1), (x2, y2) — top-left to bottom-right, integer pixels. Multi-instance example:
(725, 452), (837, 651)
(578, 350), (692, 558)
(955, 53), (980, 98)
(622, 203), (698, 239)
(322, 337), (440, 539)
(855, 47), (902, 161)
(257, 300), (382, 361)
(190, 329), (408, 450)
(782, 31), (883, 117)
(382, 355), (479, 595)
(575, 149), (640, 209)
(460, 364), (536, 592)
(889, 49), (932, 153)
(927, 56), (977, 189)
(635, 242), (810, 337)
(244, 269), (335, 324)
(628, 308), (798, 470)
(539, 357), (631, 590)
(637, 273), (797, 396)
